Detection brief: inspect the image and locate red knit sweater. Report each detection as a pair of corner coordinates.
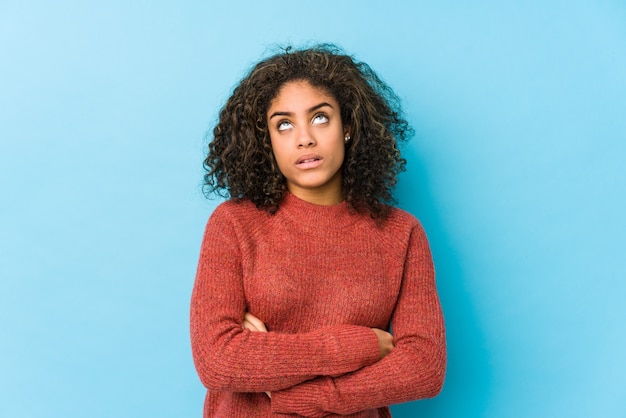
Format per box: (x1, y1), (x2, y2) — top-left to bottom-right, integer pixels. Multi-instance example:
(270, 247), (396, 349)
(190, 193), (446, 417)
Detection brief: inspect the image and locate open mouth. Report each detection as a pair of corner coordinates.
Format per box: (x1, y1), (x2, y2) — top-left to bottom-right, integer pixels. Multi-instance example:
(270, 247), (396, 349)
(296, 155), (323, 169)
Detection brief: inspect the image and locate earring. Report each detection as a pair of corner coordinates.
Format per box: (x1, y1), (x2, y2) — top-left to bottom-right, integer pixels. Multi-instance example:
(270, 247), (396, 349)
(344, 135), (351, 144)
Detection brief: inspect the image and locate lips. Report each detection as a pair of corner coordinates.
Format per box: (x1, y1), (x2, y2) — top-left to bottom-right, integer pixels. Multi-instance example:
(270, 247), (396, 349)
(295, 154), (323, 169)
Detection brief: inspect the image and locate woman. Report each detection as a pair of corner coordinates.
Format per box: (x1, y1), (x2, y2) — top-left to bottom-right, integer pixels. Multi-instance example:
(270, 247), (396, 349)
(191, 44), (446, 417)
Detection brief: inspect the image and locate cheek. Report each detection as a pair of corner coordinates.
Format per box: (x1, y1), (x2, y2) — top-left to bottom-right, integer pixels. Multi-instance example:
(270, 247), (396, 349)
(334, 140), (346, 166)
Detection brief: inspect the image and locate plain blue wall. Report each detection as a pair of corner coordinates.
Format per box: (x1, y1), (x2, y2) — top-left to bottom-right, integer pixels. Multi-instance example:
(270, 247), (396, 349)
(1, 1), (625, 417)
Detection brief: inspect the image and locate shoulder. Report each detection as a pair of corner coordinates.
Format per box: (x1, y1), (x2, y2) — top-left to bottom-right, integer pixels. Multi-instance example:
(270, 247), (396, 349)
(206, 198), (271, 230)
(383, 206), (423, 231)
(211, 198), (260, 217)
(375, 206), (430, 246)
(200, 199), (275, 250)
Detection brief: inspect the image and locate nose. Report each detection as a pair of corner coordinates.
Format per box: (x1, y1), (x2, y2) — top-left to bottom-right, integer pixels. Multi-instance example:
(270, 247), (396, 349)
(297, 126), (316, 148)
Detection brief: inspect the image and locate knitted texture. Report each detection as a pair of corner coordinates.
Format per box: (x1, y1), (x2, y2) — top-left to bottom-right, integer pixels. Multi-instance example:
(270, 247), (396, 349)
(190, 193), (446, 417)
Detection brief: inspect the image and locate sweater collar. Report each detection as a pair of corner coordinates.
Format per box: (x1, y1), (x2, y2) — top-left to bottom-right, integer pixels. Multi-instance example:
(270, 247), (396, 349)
(278, 192), (360, 228)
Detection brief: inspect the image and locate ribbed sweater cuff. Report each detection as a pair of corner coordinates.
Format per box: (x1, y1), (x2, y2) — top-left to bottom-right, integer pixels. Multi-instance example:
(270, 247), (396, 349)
(271, 377), (331, 416)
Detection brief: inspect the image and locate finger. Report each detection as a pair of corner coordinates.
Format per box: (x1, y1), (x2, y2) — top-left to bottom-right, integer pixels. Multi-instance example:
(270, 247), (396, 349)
(242, 319), (262, 332)
(244, 312), (267, 332)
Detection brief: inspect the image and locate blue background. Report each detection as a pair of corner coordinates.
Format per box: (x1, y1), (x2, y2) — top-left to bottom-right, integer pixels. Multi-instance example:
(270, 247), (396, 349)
(1, 1), (625, 417)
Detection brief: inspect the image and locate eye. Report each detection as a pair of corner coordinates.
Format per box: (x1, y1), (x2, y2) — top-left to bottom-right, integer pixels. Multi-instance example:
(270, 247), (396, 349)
(312, 113), (329, 125)
(277, 120), (293, 131)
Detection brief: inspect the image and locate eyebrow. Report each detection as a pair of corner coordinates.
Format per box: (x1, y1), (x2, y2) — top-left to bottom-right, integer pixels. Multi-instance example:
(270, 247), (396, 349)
(268, 102), (334, 120)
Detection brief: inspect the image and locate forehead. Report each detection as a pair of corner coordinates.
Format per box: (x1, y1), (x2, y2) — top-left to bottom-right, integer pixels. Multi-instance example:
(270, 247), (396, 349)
(268, 80), (337, 111)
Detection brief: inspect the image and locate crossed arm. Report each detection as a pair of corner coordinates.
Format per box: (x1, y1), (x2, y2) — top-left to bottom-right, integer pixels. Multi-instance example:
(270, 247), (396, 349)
(241, 312), (395, 399)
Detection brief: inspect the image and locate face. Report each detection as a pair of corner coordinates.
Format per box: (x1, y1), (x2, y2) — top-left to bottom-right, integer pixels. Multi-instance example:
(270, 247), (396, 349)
(266, 80), (349, 205)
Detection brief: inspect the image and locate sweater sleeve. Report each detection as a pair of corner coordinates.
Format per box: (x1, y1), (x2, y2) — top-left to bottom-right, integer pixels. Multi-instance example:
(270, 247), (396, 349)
(270, 222), (446, 416)
(190, 206), (381, 393)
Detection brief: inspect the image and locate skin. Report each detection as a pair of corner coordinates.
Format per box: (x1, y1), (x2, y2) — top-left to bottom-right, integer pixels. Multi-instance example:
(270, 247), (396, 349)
(266, 80), (348, 206)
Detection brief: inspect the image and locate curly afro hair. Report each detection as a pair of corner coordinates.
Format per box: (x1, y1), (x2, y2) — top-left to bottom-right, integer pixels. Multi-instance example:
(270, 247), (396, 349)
(203, 44), (413, 219)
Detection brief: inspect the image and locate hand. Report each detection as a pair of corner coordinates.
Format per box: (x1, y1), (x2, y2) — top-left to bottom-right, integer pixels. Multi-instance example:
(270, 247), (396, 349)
(371, 328), (394, 359)
(242, 312), (267, 332)
(241, 312), (271, 398)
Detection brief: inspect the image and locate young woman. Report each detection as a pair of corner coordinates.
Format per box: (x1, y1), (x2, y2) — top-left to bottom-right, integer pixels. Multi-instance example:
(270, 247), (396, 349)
(190, 44), (446, 417)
